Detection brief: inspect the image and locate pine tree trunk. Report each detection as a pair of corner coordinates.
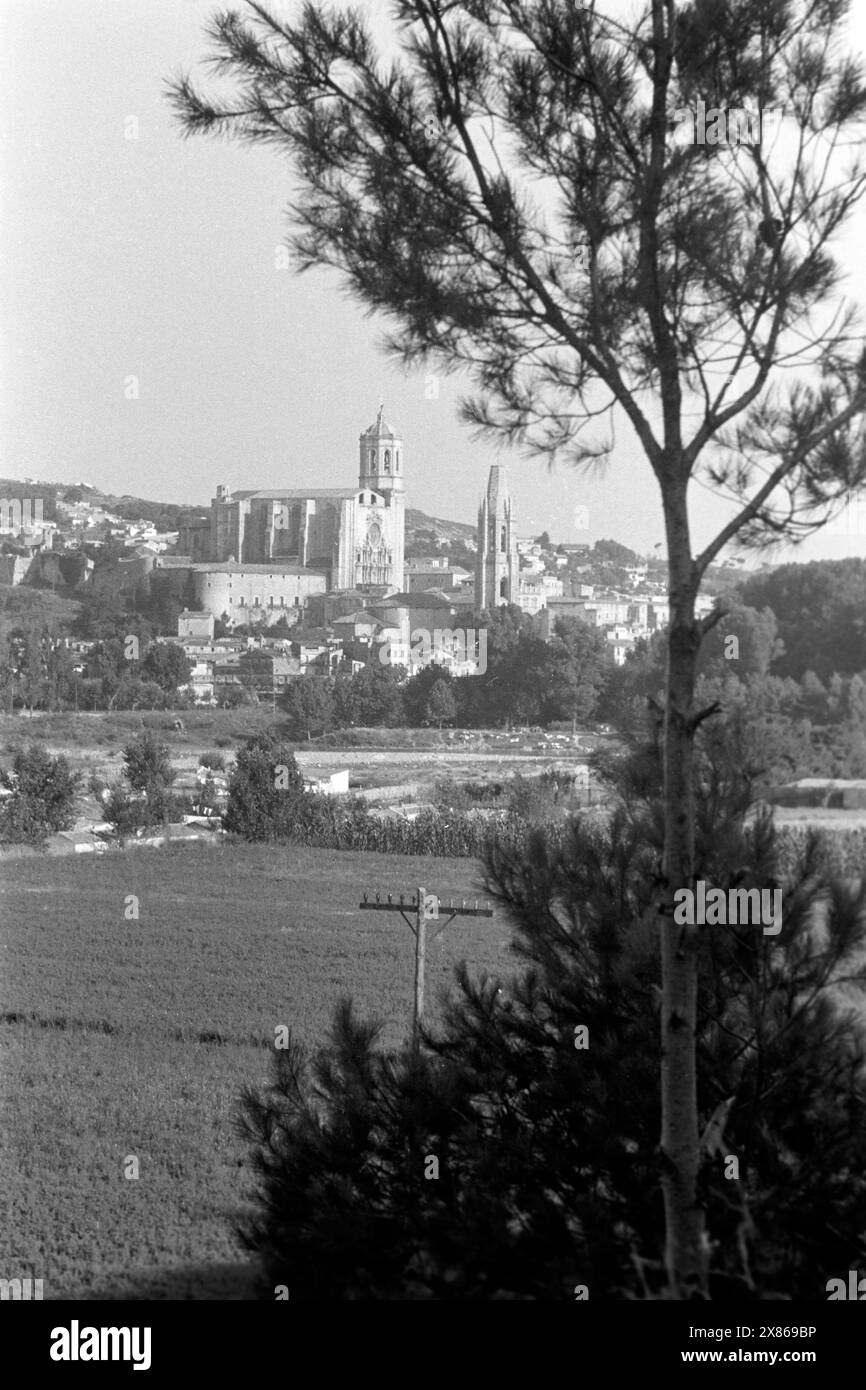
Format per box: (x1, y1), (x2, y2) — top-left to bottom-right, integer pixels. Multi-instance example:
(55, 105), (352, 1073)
(659, 495), (706, 1298)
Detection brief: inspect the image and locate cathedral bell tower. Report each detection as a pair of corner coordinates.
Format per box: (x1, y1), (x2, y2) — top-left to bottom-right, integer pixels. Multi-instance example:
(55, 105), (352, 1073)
(359, 406), (405, 505)
(356, 406), (406, 591)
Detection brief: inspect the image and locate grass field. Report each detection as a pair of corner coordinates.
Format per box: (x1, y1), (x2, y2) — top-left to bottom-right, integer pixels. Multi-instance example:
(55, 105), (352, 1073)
(0, 842), (514, 1299)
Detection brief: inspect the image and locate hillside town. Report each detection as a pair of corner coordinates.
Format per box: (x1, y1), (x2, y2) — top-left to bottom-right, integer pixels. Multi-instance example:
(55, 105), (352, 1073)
(5, 0), (866, 1324)
(0, 413), (724, 709)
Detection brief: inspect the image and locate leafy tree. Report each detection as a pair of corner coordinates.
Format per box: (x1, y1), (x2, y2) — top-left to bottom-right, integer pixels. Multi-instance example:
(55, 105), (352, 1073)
(223, 732), (309, 840)
(345, 662), (404, 727)
(135, 572), (188, 634)
(280, 677), (335, 740)
(0, 745), (80, 846)
(0, 632), (14, 713)
(122, 731), (176, 799)
(103, 783), (148, 842)
(19, 628), (46, 713)
(105, 731), (179, 836)
(691, 672), (818, 790)
(548, 618), (610, 725)
(331, 668), (357, 727)
(402, 663), (455, 726)
(112, 678), (167, 711)
(593, 539), (640, 567)
(827, 673), (847, 723)
(695, 603), (782, 683)
(845, 672), (866, 731)
(491, 631), (559, 725)
(453, 615), (607, 729)
(455, 605), (535, 727)
(799, 670), (829, 722)
(141, 641), (192, 694)
(174, 0), (866, 1296)
(43, 638), (77, 712)
(72, 595), (154, 649)
(738, 559), (866, 681)
(424, 678), (457, 728)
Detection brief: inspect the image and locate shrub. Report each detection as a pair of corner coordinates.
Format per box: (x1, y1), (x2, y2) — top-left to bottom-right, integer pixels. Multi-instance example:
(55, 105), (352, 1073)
(199, 750), (226, 771)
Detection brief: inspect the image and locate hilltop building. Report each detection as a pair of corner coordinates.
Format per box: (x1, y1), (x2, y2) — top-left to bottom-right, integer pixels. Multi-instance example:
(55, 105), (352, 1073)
(178, 409), (405, 596)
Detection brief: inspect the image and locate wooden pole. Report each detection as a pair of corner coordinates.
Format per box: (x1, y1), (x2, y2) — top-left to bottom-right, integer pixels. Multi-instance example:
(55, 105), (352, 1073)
(358, 888), (492, 1049)
(412, 884), (426, 1049)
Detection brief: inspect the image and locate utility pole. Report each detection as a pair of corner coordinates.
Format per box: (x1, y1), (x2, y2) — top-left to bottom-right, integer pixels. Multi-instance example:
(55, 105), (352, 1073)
(359, 886), (493, 1049)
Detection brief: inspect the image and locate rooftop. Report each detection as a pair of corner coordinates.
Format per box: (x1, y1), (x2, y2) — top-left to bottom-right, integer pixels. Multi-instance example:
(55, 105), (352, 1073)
(228, 488), (357, 502)
(375, 592), (456, 609)
(332, 611), (382, 627)
(188, 562), (322, 575)
(362, 405), (399, 438)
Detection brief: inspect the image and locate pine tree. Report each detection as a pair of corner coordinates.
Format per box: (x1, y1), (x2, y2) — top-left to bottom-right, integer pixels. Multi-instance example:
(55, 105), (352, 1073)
(234, 725), (866, 1299)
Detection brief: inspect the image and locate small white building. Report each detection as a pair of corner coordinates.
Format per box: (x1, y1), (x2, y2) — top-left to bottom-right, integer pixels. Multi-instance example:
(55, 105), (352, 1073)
(303, 768), (350, 796)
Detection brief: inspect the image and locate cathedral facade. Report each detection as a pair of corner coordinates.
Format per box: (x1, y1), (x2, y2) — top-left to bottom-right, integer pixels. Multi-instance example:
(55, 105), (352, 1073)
(179, 410), (405, 594)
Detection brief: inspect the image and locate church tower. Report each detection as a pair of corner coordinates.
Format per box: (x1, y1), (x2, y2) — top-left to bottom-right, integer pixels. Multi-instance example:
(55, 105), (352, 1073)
(476, 463), (518, 608)
(356, 406), (405, 591)
(359, 406), (405, 504)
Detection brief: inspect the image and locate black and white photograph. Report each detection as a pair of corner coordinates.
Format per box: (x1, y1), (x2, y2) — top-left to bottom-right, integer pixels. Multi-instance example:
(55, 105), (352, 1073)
(1, 0), (866, 1351)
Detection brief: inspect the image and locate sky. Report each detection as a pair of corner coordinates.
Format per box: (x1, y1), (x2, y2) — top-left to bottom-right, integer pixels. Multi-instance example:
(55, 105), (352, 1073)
(1, 0), (865, 565)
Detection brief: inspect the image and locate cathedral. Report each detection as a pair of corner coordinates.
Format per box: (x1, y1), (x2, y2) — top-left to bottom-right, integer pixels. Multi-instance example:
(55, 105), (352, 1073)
(178, 409), (405, 593)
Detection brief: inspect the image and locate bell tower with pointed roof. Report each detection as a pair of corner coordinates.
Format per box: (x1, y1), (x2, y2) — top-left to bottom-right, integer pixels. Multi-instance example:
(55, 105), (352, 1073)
(476, 463), (518, 607)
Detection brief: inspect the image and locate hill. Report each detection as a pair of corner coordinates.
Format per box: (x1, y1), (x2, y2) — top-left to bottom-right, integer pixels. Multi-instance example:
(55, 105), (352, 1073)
(1, 478), (475, 551)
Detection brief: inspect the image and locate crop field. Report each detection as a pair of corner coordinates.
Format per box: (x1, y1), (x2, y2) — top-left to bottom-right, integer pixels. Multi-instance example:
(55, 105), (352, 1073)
(0, 842), (513, 1299)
